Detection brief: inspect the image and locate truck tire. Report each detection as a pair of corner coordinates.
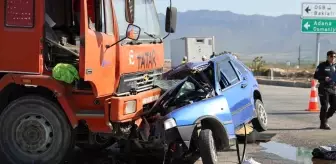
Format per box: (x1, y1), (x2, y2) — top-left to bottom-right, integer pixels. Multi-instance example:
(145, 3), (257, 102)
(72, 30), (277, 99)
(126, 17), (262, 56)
(0, 95), (74, 164)
(198, 129), (218, 164)
(252, 99), (267, 132)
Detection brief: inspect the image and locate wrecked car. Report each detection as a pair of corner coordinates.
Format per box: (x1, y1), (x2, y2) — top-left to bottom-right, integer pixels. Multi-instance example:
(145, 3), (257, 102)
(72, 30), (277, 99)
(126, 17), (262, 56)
(162, 53), (267, 132)
(112, 54), (267, 164)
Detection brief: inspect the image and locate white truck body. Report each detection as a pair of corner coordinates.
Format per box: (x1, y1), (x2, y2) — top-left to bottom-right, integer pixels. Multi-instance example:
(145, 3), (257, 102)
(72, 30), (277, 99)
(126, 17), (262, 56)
(170, 36), (215, 68)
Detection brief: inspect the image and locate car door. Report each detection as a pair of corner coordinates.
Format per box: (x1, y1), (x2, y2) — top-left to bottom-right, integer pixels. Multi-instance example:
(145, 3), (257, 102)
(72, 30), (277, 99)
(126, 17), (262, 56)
(230, 59), (255, 122)
(217, 58), (252, 127)
(79, 0), (117, 97)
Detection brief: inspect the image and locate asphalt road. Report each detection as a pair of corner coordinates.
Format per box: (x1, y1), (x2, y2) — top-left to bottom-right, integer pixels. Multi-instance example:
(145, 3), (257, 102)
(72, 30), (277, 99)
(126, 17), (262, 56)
(204, 85), (336, 164)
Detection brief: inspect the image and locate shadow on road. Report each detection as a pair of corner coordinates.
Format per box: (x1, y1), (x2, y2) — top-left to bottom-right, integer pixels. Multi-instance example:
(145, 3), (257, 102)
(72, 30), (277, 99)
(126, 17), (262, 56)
(236, 131), (277, 144)
(268, 127), (317, 131)
(62, 131), (335, 164)
(268, 112), (318, 115)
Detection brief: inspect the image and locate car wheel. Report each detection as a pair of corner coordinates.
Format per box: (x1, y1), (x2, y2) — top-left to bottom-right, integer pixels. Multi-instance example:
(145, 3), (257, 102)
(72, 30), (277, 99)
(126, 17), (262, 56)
(252, 99), (267, 132)
(198, 129), (218, 164)
(0, 95), (74, 164)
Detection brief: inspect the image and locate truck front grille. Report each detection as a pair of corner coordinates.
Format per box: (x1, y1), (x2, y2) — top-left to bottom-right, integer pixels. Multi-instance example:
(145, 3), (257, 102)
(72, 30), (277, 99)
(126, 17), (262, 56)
(115, 68), (163, 96)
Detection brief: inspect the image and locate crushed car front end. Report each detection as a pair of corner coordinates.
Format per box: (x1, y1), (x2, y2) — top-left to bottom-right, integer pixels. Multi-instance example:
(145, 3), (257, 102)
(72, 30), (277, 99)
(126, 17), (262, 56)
(134, 76), (236, 161)
(111, 60), (239, 162)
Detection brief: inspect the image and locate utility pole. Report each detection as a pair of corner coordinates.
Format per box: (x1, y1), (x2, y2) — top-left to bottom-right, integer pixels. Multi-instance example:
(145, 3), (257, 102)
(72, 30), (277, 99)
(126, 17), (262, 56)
(316, 33), (321, 66)
(298, 45), (301, 67)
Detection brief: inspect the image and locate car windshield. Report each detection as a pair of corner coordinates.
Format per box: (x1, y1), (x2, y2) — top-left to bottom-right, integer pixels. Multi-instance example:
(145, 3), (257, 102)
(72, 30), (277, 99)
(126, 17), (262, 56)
(113, 0), (161, 40)
(176, 81), (196, 99)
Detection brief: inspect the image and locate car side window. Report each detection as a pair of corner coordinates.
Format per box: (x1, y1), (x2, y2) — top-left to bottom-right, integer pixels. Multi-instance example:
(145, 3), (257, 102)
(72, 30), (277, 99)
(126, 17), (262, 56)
(219, 59), (240, 86)
(219, 71), (229, 89)
(231, 60), (247, 74)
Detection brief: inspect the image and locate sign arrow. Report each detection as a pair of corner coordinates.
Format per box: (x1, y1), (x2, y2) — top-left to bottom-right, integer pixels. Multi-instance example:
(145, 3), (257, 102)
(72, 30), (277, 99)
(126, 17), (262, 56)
(304, 22), (310, 30)
(305, 6), (311, 13)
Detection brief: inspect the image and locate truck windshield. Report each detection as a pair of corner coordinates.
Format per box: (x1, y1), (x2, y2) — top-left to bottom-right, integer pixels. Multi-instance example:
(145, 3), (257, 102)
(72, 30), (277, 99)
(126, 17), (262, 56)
(114, 0), (161, 40)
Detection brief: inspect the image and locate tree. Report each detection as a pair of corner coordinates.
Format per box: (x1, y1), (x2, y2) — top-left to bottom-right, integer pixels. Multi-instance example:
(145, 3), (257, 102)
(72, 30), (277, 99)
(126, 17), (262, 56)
(251, 56), (266, 72)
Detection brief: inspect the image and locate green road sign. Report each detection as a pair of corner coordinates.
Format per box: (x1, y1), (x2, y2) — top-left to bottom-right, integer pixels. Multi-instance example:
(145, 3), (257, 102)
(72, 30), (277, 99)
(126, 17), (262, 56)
(301, 18), (336, 33)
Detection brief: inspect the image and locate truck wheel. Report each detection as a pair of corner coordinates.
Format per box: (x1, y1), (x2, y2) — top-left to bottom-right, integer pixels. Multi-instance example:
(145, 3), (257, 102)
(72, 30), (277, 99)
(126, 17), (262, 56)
(0, 95), (74, 164)
(198, 129), (218, 164)
(252, 99), (267, 132)
(76, 133), (115, 151)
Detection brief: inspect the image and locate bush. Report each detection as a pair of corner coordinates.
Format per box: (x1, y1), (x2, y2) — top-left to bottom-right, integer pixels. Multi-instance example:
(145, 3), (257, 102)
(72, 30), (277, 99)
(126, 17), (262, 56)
(251, 56), (266, 72)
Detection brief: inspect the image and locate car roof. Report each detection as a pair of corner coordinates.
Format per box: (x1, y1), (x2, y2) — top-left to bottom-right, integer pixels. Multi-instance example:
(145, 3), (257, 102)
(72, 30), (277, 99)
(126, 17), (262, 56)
(163, 61), (210, 79)
(164, 53), (236, 79)
(210, 53), (234, 62)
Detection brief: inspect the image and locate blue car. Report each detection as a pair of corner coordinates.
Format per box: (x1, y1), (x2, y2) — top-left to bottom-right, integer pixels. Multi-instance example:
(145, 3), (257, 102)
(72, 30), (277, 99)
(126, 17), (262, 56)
(139, 53), (267, 163)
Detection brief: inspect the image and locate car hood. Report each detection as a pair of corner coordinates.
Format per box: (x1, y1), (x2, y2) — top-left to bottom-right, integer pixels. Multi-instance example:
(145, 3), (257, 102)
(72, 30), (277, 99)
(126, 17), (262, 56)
(151, 78), (188, 112)
(163, 61), (210, 80)
(149, 76), (211, 116)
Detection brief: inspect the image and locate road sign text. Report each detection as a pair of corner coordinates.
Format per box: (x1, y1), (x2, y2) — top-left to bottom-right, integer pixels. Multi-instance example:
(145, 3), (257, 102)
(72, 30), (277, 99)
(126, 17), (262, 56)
(302, 3), (336, 18)
(301, 18), (336, 33)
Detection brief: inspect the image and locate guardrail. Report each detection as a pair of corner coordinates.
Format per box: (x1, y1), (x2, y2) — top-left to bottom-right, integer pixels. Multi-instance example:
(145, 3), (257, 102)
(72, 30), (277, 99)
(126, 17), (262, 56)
(254, 76), (311, 82)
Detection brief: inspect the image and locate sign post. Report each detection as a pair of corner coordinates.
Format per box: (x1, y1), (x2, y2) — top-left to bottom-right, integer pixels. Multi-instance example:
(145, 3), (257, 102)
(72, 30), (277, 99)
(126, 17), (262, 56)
(301, 2), (336, 66)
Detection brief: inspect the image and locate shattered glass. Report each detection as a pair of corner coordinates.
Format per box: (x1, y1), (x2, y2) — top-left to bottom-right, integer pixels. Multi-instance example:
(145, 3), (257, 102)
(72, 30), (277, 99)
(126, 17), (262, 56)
(154, 79), (182, 92)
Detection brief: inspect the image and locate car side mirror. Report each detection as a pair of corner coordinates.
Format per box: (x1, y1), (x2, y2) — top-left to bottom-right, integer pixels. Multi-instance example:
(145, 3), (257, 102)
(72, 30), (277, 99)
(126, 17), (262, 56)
(165, 7), (177, 33)
(125, 0), (134, 24)
(126, 24), (141, 40)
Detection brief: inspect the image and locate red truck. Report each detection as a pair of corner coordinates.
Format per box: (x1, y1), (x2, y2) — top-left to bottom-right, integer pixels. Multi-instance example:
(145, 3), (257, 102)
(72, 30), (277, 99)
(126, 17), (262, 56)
(0, 0), (176, 163)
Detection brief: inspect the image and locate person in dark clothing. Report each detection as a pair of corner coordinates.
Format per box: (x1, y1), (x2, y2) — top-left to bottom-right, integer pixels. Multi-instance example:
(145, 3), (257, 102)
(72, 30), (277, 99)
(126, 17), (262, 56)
(314, 50), (336, 130)
(210, 52), (216, 58)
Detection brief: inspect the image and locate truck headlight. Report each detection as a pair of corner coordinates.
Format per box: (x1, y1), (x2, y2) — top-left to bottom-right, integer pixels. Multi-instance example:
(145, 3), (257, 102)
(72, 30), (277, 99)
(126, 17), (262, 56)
(125, 100), (136, 114)
(164, 118), (177, 130)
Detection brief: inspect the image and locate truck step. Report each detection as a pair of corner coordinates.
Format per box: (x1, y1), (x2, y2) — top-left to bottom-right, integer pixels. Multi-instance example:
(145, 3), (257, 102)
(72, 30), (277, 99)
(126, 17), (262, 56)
(75, 110), (111, 132)
(76, 110), (104, 118)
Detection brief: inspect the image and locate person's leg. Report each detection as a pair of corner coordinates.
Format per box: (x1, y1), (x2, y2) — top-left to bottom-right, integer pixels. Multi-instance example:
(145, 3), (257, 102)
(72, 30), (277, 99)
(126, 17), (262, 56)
(326, 93), (336, 121)
(319, 88), (330, 129)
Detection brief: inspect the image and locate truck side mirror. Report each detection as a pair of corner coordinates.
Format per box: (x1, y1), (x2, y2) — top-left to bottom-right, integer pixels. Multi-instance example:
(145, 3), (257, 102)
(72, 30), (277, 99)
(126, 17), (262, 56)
(165, 7), (177, 33)
(106, 24), (140, 49)
(125, 0), (135, 24)
(126, 24), (141, 40)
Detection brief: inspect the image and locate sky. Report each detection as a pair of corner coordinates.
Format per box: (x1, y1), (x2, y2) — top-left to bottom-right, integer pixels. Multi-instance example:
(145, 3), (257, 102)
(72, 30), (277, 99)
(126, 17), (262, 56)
(155, 0), (336, 16)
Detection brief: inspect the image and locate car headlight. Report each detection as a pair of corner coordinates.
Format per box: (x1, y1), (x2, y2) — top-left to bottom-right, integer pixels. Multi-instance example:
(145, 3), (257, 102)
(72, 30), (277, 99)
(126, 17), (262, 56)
(124, 100), (136, 114)
(164, 118), (177, 130)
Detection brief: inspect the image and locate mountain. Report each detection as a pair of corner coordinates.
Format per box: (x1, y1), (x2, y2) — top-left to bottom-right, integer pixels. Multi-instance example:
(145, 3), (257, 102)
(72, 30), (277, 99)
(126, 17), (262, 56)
(158, 10), (336, 63)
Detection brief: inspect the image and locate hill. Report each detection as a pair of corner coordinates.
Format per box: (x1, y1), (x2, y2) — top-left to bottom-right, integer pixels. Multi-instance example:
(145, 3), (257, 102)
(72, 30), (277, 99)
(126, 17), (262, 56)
(158, 10), (336, 64)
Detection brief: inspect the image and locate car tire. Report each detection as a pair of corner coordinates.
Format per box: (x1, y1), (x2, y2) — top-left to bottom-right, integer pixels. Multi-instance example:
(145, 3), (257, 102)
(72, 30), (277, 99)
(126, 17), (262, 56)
(0, 95), (74, 164)
(198, 129), (218, 164)
(252, 99), (267, 132)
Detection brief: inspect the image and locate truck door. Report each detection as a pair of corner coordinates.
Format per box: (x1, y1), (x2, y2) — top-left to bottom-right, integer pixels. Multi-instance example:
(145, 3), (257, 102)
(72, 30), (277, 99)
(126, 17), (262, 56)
(79, 0), (117, 97)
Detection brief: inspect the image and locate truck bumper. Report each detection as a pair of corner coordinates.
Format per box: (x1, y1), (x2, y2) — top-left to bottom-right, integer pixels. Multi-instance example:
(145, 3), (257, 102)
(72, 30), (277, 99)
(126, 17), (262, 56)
(106, 88), (162, 123)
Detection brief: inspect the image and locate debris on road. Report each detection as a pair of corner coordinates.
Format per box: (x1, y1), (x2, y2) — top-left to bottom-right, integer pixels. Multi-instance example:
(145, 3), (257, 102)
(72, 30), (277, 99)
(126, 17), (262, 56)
(313, 145), (336, 160)
(242, 158), (261, 164)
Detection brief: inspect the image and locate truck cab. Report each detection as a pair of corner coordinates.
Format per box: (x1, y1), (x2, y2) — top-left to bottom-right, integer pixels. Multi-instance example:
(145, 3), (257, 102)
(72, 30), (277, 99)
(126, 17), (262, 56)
(0, 0), (177, 163)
